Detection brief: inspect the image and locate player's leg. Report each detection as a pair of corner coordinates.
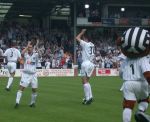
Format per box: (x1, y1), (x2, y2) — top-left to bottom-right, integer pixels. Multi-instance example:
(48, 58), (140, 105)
(82, 76), (90, 101)
(135, 98), (150, 122)
(134, 111), (150, 122)
(122, 82), (136, 122)
(6, 63), (16, 91)
(81, 62), (94, 105)
(15, 85), (25, 108)
(15, 73), (29, 108)
(6, 72), (15, 91)
(86, 62), (94, 100)
(135, 83), (150, 122)
(29, 74), (38, 107)
(30, 88), (37, 107)
(81, 64), (90, 104)
(138, 98), (149, 112)
(123, 99), (136, 122)
(86, 77), (93, 99)
(81, 62), (90, 103)
(82, 77), (93, 105)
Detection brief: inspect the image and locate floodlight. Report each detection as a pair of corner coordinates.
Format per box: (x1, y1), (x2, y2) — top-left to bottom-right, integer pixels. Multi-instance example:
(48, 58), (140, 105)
(85, 4), (89, 9)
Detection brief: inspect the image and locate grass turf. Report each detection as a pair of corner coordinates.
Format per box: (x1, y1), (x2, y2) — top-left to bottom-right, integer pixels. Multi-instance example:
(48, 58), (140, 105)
(0, 76), (148, 122)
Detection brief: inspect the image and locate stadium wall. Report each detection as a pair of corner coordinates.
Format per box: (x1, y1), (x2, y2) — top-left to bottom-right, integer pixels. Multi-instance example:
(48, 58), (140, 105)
(0, 68), (119, 77)
(96, 68), (119, 76)
(77, 17), (150, 26)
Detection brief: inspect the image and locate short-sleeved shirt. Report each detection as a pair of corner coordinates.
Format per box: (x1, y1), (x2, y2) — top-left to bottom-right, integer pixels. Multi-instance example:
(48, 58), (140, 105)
(23, 52), (38, 74)
(4, 48), (21, 62)
(120, 56), (150, 81)
(80, 40), (95, 62)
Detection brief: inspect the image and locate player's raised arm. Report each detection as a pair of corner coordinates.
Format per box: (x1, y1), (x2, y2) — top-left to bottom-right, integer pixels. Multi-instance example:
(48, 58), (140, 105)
(22, 41), (31, 56)
(76, 29), (86, 42)
(34, 39), (39, 52)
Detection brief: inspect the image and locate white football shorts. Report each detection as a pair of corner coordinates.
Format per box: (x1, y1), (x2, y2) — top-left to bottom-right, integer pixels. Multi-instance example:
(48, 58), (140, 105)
(7, 62), (16, 73)
(20, 72), (38, 88)
(81, 61), (94, 77)
(123, 81), (149, 101)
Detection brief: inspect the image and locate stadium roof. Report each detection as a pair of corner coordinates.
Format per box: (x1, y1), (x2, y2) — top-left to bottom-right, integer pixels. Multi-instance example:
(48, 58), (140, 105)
(1, 0), (150, 19)
(0, 0), (73, 19)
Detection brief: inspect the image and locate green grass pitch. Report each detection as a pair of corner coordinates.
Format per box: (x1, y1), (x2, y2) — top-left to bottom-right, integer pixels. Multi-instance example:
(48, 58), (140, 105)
(0, 76), (149, 122)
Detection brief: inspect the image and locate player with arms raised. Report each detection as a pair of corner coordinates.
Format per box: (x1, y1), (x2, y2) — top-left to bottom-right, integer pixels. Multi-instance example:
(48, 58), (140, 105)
(15, 39), (38, 108)
(76, 29), (95, 105)
(117, 27), (150, 122)
(3, 42), (21, 91)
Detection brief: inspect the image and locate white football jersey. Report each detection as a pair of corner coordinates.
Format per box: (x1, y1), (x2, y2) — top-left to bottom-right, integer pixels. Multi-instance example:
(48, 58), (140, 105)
(120, 56), (150, 81)
(4, 48), (21, 62)
(23, 52), (38, 74)
(80, 40), (95, 62)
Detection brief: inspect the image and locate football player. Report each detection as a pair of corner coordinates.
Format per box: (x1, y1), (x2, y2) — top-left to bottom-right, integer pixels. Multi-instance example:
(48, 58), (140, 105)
(117, 27), (150, 122)
(3, 42), (21, 91)
(15, 39), (38, 108)
(76, 29), (95, 105)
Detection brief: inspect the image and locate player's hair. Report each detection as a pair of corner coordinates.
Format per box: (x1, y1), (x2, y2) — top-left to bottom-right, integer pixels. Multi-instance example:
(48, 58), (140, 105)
(10, 41), (17, 47)
(82, 31), (91, 41)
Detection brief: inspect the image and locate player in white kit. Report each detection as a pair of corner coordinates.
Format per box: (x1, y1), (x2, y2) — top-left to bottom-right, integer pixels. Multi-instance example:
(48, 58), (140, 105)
(3, 42), (21, 91)
(76, 29), (95, 105)
(15, 40), (38, 108)
(120, 56), (150, 122)
(116, 27), (150, 122)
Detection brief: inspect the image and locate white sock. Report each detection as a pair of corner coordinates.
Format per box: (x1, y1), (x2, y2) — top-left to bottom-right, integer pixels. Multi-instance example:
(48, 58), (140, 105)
(87, 83), (93, 99)
(123, 108), (132, 122)
(16, 90), (22, 104)
(138, 102), (148, 112)
(30, 93), (37, 104)
(6, 77), (13, 89)
(83, 83), (90, 100)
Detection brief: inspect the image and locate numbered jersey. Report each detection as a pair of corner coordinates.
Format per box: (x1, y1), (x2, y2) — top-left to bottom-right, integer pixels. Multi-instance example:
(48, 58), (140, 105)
(4, 48), (21, 62)
(80, 40), (95, 62)
(23, 52), (38, 74)
(120, 56), (150, 81)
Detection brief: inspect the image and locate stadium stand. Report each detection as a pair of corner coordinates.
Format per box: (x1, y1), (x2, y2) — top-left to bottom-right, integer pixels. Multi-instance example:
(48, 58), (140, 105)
(0, 0), (150, 70)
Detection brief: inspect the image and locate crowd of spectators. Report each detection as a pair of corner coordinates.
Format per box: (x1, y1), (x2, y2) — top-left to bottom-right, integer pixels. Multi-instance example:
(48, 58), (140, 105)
(0, 21), (123, 70)
(0, 21), (73, 69)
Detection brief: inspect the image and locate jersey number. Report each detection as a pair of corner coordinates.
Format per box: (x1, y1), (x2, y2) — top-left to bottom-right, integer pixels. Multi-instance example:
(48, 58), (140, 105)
(89, 46), (94, 55)
(10, 51), (13, 57)
(130, 64), (134, 75)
